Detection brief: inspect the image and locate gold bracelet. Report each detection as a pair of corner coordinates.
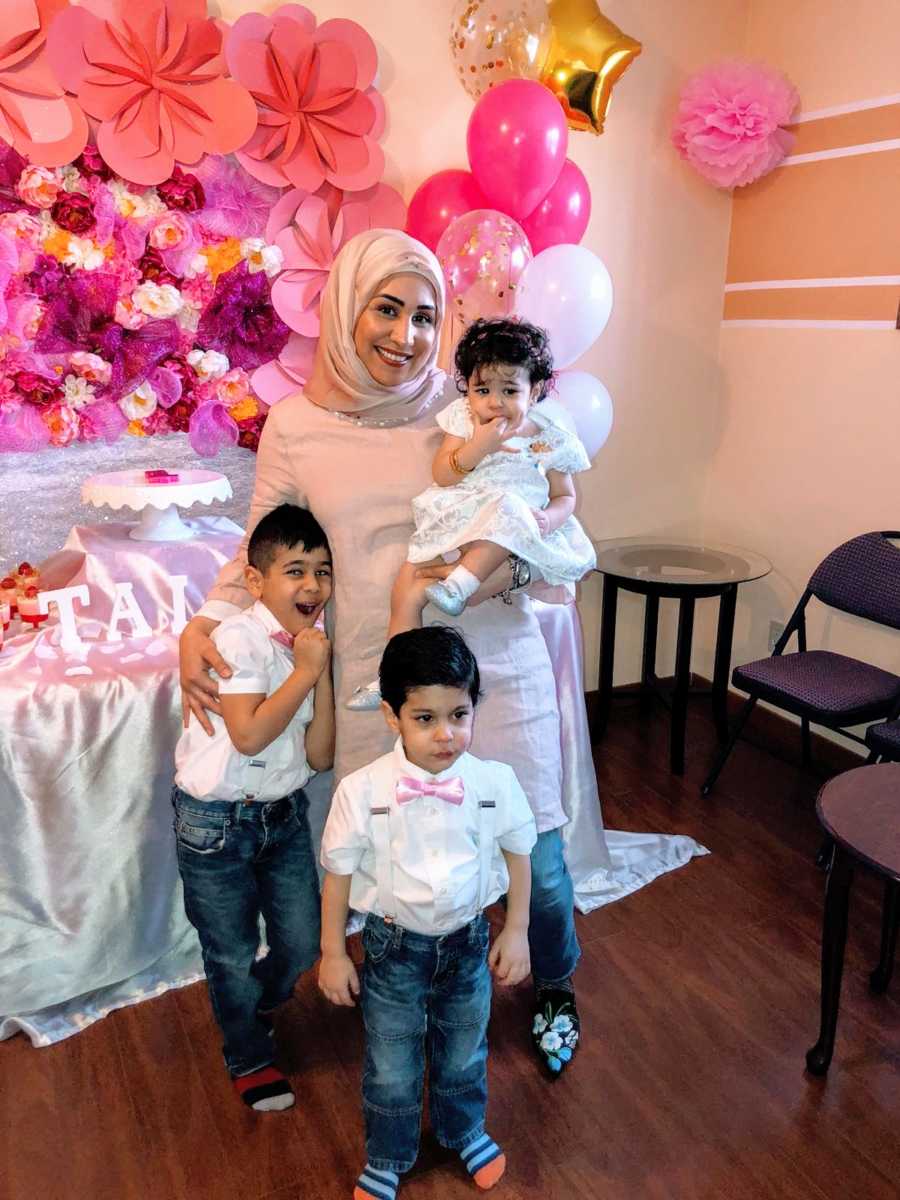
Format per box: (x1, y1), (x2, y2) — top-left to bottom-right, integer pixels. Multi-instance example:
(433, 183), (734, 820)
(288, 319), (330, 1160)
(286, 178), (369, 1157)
(449, 447), (473, 475)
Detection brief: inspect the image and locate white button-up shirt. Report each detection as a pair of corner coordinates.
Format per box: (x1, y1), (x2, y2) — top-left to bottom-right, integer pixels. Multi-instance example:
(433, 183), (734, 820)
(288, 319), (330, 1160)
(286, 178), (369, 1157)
(320, 739), (537, 935)
(175, 601), (315, 803)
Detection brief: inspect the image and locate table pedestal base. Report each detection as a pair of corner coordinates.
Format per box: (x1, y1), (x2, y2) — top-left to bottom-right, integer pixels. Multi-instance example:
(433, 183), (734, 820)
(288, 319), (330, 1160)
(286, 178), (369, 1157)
(130, 504), (195, 541)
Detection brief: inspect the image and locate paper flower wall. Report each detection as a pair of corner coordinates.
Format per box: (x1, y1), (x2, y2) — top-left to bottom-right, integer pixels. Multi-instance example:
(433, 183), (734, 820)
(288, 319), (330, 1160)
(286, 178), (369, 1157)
(46, 0), (258, 186)
(0, 1), (400, 452)
(672, 61), (799, 189)
(0, 146), (287, 456)
(0, 0), (88, 167)
(227, 5), (385, 193)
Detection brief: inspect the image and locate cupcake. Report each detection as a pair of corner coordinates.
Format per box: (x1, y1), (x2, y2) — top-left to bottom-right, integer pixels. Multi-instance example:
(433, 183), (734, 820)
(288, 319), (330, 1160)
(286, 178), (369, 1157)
(18, 584), (48, 627)
(14, 561), (40, 593)
(0, 576), (15, 618)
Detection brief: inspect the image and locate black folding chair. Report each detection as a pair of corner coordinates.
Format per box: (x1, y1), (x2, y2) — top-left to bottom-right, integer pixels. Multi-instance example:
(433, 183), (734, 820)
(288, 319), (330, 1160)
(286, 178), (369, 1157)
(702, 532), (900, 796)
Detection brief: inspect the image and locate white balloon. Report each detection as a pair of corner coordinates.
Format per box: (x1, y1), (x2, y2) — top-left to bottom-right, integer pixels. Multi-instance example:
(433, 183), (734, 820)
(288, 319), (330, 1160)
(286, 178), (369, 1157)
(514, 244), (613, 368)
(550, 371), (614, 459)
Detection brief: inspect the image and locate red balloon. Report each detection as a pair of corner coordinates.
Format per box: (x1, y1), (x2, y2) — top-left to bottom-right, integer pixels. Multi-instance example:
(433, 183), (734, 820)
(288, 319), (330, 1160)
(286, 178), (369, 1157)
(467, 79), (568, 220)
(405, 170), (489, 252)
(520, 159), (591, 254)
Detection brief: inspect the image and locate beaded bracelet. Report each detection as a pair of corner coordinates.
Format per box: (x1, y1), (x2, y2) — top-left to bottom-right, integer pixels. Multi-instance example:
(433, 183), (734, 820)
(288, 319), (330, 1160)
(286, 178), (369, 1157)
(449, 447), (473, 476)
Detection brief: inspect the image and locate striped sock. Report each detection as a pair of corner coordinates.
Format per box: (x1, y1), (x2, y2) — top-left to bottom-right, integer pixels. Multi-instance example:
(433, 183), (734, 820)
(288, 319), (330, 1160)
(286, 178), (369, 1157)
(232, 1065), (294, 1111)
(460, 1133), (506, 1190)
(353, 1164), (399, 1200)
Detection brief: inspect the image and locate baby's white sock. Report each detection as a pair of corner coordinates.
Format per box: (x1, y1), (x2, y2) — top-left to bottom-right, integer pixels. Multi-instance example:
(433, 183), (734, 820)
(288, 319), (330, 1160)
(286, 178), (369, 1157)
(445, 565), (481, 601)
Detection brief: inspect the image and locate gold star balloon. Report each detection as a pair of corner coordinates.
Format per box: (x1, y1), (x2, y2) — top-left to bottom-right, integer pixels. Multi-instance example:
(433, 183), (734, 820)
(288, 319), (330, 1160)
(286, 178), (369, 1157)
(449, 1), (641, 135)
(540, 0), (642, 134)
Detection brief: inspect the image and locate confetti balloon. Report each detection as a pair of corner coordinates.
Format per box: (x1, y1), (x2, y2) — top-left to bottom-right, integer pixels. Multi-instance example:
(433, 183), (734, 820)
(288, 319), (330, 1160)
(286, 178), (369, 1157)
(437, 209), (533, 326)
(449, 0), (551, 101)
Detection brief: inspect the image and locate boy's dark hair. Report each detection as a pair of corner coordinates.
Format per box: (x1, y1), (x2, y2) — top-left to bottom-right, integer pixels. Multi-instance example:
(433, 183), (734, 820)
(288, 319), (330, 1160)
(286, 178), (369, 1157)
(247, 504), (329, 573)
(379, 626), (481, 715)
(454, 317), (554, 401)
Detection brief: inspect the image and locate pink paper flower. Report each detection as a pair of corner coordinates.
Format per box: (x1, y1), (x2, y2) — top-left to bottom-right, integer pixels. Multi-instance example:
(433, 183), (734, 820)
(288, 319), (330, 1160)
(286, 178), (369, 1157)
(251, 332), (317, 407)
(672, 61), (799, 189)
(47, 0), (258, 186)
(0, 0), (88, 168)
(270, 185), (406, 337)
(227, 6), (386, 193)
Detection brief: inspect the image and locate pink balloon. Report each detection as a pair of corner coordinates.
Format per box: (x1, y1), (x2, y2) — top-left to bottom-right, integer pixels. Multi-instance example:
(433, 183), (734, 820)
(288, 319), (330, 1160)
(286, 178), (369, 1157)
(406, 170), (489, 252)
(437, 209), (532, 326)
(467, 80), (568, 220)
(520, 160), (591, 254)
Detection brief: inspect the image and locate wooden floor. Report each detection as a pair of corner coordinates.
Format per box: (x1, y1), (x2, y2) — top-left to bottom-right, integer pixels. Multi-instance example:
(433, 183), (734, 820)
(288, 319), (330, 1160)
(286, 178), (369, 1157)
(4, 699), (899, 1200)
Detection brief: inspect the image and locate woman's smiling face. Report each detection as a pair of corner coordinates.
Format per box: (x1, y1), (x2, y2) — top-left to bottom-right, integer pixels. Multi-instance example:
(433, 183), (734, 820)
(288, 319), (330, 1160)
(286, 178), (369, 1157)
(353, 273), (438, 386)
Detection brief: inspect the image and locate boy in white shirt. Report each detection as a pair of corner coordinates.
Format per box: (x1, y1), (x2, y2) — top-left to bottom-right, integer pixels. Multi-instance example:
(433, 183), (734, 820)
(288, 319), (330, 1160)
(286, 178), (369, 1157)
(319, 626), (536, 1200)
(174, 504), (334, 1112)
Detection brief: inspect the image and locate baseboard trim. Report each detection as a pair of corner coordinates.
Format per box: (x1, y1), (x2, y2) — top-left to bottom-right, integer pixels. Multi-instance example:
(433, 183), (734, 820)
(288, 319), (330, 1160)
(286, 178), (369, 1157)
(584, 675), (867, 774)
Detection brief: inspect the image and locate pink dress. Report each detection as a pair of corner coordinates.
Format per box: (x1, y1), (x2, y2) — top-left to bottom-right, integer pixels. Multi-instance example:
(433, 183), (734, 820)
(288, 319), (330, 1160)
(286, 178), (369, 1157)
(207, 381), (568, 833)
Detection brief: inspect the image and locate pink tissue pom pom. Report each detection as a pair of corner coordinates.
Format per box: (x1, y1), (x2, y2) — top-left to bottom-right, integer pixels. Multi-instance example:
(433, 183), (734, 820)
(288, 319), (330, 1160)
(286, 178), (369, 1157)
(672, 61), (799, 189)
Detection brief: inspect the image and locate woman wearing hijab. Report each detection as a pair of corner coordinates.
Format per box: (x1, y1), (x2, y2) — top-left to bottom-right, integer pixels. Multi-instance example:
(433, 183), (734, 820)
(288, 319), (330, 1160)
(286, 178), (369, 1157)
(180, 229), (584, 1074)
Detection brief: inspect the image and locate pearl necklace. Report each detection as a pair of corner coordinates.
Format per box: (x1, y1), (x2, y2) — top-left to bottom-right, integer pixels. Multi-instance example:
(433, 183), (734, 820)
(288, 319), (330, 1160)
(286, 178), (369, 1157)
(323, 385), (444, 429)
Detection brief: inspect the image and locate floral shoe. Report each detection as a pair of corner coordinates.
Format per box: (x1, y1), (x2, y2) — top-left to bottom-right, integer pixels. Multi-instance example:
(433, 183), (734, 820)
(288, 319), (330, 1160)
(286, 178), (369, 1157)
(531, 987), (580, 1077)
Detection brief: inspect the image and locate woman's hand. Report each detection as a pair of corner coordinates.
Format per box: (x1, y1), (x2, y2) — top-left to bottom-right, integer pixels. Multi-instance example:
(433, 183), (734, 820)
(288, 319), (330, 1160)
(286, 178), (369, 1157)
(179, 616), (231, 735)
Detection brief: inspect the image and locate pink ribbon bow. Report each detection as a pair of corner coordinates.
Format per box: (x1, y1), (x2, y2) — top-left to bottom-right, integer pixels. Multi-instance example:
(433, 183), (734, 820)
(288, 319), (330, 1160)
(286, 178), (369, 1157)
(396, 776), (465, 806)
(270, 630), (294, 650)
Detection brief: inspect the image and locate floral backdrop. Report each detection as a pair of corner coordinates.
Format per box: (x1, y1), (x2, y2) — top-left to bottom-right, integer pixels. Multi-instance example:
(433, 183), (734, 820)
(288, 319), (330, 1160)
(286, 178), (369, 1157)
(0, 1), (405, 457)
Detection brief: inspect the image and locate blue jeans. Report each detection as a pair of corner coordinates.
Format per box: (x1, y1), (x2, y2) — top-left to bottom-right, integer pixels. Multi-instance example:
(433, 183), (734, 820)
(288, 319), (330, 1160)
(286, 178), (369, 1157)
(172, 786), (321, 1077)
(360, 913), (492, 1173)
(528, 829), (581, 985)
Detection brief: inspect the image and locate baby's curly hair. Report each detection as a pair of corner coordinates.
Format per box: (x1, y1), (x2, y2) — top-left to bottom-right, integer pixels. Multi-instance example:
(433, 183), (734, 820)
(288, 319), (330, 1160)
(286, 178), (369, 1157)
(454, 317), (554, 401)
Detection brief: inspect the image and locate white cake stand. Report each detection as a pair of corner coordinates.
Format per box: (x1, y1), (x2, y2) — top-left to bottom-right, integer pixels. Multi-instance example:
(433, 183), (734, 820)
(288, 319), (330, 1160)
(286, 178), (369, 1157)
(81, 469), (233, 541)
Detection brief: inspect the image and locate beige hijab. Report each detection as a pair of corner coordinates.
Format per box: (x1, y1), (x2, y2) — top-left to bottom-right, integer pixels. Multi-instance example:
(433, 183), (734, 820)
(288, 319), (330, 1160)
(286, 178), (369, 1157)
(305, 228), (447, 420)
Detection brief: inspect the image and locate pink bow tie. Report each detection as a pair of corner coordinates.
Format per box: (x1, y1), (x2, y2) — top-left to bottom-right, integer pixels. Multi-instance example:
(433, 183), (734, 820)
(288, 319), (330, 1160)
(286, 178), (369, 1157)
(270, 630), (293, 650)
(396, 776), (464, 806)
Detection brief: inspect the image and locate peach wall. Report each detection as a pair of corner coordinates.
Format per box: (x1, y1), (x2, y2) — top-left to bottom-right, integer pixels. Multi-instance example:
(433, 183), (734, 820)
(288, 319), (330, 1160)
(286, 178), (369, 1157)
(216, 0), (749, 686)
(742, 0), (900, 112)
(693, 0), (900, 753)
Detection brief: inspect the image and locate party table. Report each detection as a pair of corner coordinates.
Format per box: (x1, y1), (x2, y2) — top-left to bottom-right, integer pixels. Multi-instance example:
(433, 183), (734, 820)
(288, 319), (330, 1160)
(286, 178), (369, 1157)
(0, 517), (245, 1042)
(1, 524), (705, 1045)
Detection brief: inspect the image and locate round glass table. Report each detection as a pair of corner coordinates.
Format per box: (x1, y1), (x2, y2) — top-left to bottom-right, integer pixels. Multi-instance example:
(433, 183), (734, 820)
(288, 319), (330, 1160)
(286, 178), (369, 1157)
(592, 537), (771, 775)
(807, 763), (900, 1075)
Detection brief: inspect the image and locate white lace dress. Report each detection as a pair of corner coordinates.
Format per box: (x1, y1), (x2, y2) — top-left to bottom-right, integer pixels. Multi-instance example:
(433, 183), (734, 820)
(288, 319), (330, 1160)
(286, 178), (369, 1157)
(408, 397), (597, 588)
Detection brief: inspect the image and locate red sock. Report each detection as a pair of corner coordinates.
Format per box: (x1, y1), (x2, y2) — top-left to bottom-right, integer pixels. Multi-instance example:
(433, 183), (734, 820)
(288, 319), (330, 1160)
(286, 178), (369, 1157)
(232, 1065), (294, 1111)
